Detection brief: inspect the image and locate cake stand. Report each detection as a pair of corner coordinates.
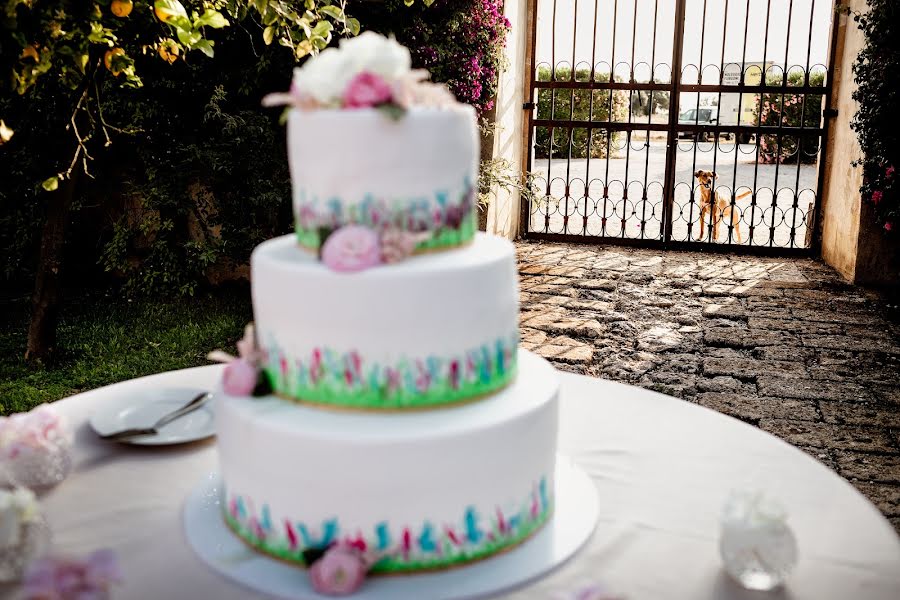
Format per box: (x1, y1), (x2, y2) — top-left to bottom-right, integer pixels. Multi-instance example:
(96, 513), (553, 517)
(183, 455), (599, 599)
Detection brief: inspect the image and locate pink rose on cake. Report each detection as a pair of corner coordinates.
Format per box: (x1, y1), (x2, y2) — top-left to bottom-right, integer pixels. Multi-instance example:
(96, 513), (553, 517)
(343, 72), (393, 109)
(208, 323), (272, 397)
(321, 225), (383, 272)
(308, 544), (369, 596)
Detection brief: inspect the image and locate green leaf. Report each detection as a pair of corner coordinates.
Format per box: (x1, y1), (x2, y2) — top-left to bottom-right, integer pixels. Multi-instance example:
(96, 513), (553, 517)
(311, 20), (333, 36)
(252, 0), (268, 14)
(346, 17), (360, 35)
(404, 0), (414, 6)
(155, 0), (188, 21)
(263, 25), (276, 45)
(167, 15), (193, 31)
(194, 39), (215, 58)
(176, 28), (202, 46)
(318, 5), (343, 20)
(196, 10), (229, 29)
(376, 102), (407, 121)
(42, 176), (59, 192)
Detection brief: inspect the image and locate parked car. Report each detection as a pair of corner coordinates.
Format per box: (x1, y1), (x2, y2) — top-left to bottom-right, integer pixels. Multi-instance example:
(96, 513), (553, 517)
(677, 107), (719, 140)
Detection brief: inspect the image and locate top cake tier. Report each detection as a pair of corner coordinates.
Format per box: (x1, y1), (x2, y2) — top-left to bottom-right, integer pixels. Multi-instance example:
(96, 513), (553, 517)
(287, 105), (479, 255)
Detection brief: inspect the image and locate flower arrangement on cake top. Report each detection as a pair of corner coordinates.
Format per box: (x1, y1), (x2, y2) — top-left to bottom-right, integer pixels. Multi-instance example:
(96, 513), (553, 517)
(262, 31), (456, 115)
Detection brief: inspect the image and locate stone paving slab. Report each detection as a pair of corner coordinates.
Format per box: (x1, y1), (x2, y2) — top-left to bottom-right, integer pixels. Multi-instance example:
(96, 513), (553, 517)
(516, 240), (900, 532)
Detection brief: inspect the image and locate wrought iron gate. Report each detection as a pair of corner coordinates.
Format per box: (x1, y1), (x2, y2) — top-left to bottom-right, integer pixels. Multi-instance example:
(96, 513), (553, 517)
(522, 0), (838, 254)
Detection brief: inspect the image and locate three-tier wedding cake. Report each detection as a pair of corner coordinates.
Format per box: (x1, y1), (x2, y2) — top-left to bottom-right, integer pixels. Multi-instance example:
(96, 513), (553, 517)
(213, 32), (561, 583)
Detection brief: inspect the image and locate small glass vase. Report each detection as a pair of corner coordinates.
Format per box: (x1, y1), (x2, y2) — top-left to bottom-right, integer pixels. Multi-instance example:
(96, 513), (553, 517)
(0, 515), (51, 583)
(6, 442), (73, 490)
(719, 491), (798, 591)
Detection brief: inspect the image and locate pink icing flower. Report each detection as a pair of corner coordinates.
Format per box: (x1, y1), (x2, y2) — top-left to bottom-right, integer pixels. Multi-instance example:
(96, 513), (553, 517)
(222, 358), (258, 396)
(321, 225), (383, 272)
(308, 546), (368, 596)
(24, 549), (122, 599)
(342, 71), (393, 109)
(380, 228), (431, 264)
(872, 190), (883, 205)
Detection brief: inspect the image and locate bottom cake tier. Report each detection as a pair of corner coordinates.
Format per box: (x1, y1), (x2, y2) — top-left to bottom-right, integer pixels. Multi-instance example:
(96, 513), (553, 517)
(214, 349), (559, 573)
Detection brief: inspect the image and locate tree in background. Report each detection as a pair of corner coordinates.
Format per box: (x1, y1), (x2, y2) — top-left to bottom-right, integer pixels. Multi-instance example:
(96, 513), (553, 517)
(0, 0), (356, 361)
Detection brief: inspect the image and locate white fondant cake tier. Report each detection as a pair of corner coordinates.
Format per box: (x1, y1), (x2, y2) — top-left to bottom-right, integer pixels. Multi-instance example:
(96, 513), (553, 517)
(287, 106), (479, 251)
(252, 233), (519, 409)
(215, 349), (559, 573)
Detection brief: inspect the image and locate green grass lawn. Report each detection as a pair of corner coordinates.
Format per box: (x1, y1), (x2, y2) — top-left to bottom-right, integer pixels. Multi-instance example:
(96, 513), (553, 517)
(0, 287), (252, 414)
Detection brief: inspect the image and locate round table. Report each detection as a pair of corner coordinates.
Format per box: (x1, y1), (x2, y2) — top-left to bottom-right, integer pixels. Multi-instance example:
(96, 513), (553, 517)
(10, 365), (900, 599)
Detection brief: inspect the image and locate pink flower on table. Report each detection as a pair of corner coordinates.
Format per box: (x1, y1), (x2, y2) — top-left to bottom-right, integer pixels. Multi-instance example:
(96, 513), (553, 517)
(0, 404), (69, 460)
(321, 225), (383, 272)
(222, 358), (258, 396)
(24, 549), (122, 599)
(308, 545), (368, 596)
(342, 71), (393, 109)
(872, 190), (883, 205)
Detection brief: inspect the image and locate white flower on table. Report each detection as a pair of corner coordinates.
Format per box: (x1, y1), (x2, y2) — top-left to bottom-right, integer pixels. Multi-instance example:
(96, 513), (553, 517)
(0, 488), (39, 548)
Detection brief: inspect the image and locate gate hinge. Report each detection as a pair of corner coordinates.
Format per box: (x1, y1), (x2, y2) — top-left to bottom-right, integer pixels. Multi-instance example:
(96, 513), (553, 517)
(823, 107), (839, 119)
(523, 101), (536, 110)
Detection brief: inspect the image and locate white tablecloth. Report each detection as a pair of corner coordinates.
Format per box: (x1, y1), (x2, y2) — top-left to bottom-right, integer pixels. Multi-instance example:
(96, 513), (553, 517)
(6, 365), (899, 599)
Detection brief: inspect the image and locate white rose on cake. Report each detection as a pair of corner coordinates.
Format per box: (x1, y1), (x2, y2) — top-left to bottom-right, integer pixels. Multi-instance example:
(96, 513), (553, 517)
(262, 31), (457, 113)
(338, 31), (412, 81)
(290, 47), (353, 107)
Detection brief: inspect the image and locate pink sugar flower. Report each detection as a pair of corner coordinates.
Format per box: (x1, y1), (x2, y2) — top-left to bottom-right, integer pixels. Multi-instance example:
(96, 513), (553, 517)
(321, 225), (383, 272)
(342, 71), (393, 109)
(308, 545), (368, 596)
(24, 549), (122, 600)
(222, 358), (258, 396)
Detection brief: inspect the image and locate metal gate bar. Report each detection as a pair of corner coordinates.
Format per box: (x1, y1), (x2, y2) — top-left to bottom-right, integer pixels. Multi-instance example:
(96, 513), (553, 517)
(522, 0), (839, 255)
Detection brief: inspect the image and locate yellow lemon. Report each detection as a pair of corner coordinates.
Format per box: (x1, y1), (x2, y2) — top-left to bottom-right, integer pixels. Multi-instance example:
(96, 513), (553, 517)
(158, 40), (180, 65)
(111, 0), (133, 17)
(104, 48), (126, 75)
(21, 45), (39, 62)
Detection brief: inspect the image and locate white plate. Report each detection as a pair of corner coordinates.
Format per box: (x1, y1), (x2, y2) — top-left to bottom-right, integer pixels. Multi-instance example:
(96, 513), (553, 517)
(183, 455), (599, 599)
(89, 387), (216, 445)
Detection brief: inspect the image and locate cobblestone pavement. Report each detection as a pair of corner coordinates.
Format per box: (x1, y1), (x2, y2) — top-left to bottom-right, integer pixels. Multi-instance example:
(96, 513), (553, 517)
(515, 241), (900, 532)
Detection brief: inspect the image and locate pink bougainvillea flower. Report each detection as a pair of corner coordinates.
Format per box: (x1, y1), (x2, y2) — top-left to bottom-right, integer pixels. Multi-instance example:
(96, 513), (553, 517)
(886, 165), (895, 179)
(872, 190), (883, 205)
(308, 545), (368, 596)
(222, 358), (258, 396)
(321, 225), (383, 272)
(886, 222), (894, 232)
(342, 71), (393, 109)
(23, 549), (122, 599)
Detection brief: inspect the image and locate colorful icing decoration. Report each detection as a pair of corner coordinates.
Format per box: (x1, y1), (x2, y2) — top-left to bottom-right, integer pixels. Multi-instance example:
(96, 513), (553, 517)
(223, 477), (553, 574)
(294, 179), (476, 257)
(261, 332), (518, 410)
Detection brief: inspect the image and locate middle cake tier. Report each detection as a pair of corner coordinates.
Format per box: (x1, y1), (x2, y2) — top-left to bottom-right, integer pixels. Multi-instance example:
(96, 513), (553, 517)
(252, 233), (519, 410)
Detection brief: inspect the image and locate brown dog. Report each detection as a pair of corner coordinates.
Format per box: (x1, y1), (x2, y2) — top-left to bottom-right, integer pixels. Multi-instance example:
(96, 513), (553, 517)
(694, 170), (751, 242)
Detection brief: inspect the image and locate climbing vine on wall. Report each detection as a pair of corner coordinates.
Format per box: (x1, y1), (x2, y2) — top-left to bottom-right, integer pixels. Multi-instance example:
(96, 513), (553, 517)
(849, 0), (898, 232)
